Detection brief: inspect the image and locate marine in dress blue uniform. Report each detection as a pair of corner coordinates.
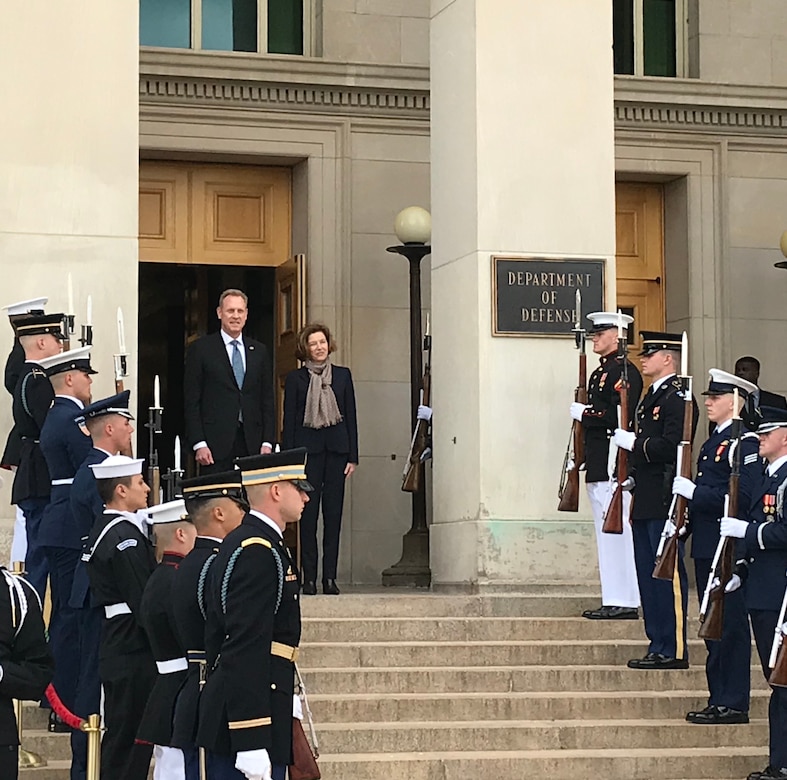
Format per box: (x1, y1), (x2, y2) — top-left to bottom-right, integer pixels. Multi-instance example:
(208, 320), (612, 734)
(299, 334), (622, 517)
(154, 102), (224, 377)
(10, 313), (66, 598)
(197, 449), (310, 780)
(613, 331), (699, 669)
(673, 369), (763, 724)
(720, 407), (787, 780)
(37, 346), (96, 738)
(69, 391), (135, 780)
(171, 472), (247, 780)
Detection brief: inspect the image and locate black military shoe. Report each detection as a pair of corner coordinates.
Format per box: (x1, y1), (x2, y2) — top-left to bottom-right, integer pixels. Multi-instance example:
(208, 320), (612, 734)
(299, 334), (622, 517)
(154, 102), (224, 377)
(627, 652), (689, 670)
(748, 766), (787, 780)
(302, 580), (317, 595)
(582, 605), (639, 620)
(322, 579), (340, 595)
(686, 704), (749, 724)
(48, 710), (69, 733)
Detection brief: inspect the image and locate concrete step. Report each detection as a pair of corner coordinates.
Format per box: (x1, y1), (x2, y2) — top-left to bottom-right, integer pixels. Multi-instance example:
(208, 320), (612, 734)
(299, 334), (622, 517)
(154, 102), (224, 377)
(300, 593), (600, 618)
(303, 664), (768, 694)
(19, 759), (70, 779)
(299, 638), (719, 667)
(308, 689), (771, 722)
(21, 730), (71, 761)
(315, 718), (768, 753)
(315, 746), (768, 780)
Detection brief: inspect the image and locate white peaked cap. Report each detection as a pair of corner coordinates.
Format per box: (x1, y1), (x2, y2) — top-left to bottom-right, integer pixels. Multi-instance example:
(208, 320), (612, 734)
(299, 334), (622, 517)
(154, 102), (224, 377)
(146, 499), (188, 525)
(38, 346), (93, 372)
(2, 297), (48, 316)
(705, 368), (758, 398)
(586, 311), (634, 329)
(89, 455), (144, 480)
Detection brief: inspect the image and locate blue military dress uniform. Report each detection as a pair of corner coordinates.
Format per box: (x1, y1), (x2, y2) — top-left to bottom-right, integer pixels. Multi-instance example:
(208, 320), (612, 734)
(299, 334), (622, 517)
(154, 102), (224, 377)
(688, 427), (762, 715)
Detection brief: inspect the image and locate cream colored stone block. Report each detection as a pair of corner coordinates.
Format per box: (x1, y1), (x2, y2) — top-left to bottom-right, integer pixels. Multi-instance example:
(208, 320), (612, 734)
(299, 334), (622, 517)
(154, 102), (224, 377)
(770, 42), (787, 87)
(357, 0), (430, 18)
(697, 0), (729, 35)
(352, 130), (430, 164)
(350, 454), (413, 532)
(728, 178), (787, 249)
(322, 0), (356, 11)
(322, 10), (402, 63)
(349, 530), (413, 583)
(727, 0), (786, 37)
(351, 159), (431, 235)
(728, 150), (787, 180)
(351, 233), (412, 308)
(350, 307), (411, 382)
(728, 314), (787, 397)
(401, 17), (430, 65)
(726, 247), (787, 319)
(698, 34), (772, 84)
(355, 379), (412, 457)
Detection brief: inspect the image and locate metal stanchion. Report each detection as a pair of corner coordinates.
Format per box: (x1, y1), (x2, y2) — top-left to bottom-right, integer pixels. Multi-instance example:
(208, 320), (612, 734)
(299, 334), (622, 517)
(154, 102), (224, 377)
(83, 713), (102, 780)
(11, 561), (47, 769)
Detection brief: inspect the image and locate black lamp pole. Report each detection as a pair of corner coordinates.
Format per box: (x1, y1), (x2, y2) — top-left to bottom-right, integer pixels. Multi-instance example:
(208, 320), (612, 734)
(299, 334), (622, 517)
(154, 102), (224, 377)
(381, 241), (432, 587)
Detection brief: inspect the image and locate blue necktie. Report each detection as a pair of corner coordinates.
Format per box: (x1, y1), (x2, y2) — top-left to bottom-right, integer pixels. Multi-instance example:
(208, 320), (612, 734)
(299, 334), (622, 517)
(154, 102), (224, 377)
(230, 340), (245, 389)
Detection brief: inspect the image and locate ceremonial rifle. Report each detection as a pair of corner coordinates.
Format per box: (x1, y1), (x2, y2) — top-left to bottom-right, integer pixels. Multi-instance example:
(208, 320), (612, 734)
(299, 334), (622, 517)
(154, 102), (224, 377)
(558, 290), (586, 512)
(402, 317), (431, 493)
(147, 375), (162, 506)
(768, 572), (787, 687)
(698, 389), (742, 641)
(114, 307), (128, 394)
(653, 332), (693, 581)
(602, 310), (630, 534)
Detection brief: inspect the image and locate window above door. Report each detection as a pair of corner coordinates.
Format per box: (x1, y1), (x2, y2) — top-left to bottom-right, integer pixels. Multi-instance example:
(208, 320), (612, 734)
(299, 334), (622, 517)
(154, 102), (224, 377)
(613, 0), (687, 77)
(140, 0), (309, 56)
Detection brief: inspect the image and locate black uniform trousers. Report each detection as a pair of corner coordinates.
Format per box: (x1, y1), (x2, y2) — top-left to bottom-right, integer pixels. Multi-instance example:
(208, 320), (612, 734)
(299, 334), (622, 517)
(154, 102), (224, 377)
(101, 654), (156, 780)
(70, 606), (101, 780)
(18, 497), (48, 600)
(0, 745), (18, 780)
(301, 450), (348, 582)
(750, 609), (787, 771)
(201, 424), (250, 474)
(694, 558), (751, 712)
(632, 517), (689, 660)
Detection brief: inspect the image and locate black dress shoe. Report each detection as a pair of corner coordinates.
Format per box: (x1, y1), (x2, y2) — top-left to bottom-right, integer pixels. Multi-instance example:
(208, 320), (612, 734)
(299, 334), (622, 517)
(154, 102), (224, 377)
(627, 652), (689, 670)
(582, 605), (639, 620)
(322, 579), (340, 595)
(302, 580), (317, 595)
(748, 766), (787, 780)
(686, 704), (749, 724)
(48, 710), (69, 733)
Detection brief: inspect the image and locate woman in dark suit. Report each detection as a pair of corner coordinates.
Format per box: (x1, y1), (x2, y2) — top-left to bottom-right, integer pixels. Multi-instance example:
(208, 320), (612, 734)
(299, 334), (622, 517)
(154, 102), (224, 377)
(282, 323), (358, 595)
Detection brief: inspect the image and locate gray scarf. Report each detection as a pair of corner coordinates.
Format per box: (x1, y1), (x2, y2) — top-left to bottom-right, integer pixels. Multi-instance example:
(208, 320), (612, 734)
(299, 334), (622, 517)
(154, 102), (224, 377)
(303, 358), (343, 429)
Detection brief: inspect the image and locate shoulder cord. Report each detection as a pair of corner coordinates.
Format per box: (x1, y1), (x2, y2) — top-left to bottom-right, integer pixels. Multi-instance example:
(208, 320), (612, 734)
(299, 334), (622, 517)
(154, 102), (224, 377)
(20, 371), (34, 419)
(220, 545), (284, 616)
(196, 552), (219, 620)
(777, 475), (787, 520)
(2, 570), (42, 638)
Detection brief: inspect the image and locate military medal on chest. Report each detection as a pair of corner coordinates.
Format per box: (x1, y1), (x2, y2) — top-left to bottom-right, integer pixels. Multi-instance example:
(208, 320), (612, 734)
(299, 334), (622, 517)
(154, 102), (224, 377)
(764, 494), (777, 515)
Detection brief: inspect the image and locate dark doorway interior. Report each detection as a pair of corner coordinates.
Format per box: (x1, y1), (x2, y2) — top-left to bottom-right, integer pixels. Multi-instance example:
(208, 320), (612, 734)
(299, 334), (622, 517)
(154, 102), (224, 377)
(137, 263), (276, 477)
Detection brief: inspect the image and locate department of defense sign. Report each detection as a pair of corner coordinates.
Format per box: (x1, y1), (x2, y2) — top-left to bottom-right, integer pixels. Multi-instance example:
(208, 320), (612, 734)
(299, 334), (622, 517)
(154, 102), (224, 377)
(492, 256), (605, 336)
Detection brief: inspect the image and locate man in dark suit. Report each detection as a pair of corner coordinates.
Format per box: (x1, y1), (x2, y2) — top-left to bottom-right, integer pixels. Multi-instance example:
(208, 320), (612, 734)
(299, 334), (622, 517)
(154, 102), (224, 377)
(184, 289), (275, 473)
(736, 356), (787, 411)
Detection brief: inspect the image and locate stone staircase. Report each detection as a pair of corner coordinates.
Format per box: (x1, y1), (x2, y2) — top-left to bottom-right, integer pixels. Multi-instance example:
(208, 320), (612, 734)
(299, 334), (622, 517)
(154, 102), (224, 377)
(19, 589), (770, 779)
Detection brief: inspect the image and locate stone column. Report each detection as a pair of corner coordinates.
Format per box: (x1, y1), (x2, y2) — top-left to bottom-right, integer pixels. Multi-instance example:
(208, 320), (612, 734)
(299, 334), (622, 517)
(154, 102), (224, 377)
(0, 1), (139, 541)
(430, 0), (617, 587)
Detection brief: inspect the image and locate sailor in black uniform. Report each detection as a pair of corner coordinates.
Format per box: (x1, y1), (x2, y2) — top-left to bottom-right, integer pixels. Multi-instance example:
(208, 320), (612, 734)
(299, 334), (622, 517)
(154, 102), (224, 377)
(171, 472), (247, 780)
(10, 313), (65, 598)
(197, 449), (310, 780)
(0, 565), (54, 780)
(138, 499), (197, 780)
(83, 455), (156, 780)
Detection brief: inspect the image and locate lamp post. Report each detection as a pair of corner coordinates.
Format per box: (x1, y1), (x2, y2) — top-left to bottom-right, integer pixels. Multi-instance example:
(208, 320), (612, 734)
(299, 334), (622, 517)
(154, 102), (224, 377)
(381, 206), (432, 588)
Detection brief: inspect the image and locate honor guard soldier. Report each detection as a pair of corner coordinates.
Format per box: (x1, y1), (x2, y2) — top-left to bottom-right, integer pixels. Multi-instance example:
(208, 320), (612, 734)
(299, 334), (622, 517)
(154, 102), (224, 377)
(0, 566), (55, 780)
(197, 448), (310, 780)
(613, 331), (698, 669)
(10, 312), (65, 598)
(719, 407), (787, 780)
(70, 391), (136, 780)
(571, 311), (643, 620)
(673, 369), (762, 724)
(1, 298), (48, 577)
(171, 472), (247, 780)
(83, 455), (157, 780)
(37, 346), (96, 735)
(138, 499), (197, 780)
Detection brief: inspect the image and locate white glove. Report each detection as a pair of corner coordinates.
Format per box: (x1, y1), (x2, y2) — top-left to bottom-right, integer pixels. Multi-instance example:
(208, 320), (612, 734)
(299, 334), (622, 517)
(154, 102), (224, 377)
(613, 428), (636, 451)
(420, 447), (432, 463)
(720, 516), (749, 539)
(724, 574), (742, 593)
(235, 748), (272, 780)
(570, 402), (590, 422)
(293, 693), (303, 720)
(672, 476), (696, 500)
(0, 664), (4, 683)
(417, 404), (432, 422)
(663, 519), (677, 538)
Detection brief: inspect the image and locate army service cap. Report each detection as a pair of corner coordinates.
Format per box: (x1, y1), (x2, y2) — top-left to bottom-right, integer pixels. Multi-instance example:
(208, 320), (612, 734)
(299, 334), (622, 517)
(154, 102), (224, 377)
(14, 313), (65, 339)
(235, 447), (313, 492)
(182, 471), (246, 504)
(702, 369), (757, 399)
(638, 330), (683, 357)
(586, 311), (634, 333)
(39, 346), (97, 377)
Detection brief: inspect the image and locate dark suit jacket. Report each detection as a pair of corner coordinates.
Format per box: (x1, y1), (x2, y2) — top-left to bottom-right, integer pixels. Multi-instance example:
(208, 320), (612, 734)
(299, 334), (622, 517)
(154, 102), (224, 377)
(183, 331), (275, 462)
(281, 365), (359, 463)
(759, 388), (787, 410)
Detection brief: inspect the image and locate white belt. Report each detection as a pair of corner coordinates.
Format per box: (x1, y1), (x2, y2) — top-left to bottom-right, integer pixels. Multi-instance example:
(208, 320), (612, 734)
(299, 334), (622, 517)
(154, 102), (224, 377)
(157, 658), (188, 675)
(51, 478), (74, 486)
(104, 602), (131, 618)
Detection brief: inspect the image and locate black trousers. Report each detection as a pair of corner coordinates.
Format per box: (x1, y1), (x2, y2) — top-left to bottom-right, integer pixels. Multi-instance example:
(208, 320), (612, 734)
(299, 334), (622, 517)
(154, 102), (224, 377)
(0, 744), (18, 780)
(203, 425), (250, 474)
(101, 658), (156, 780)
(301, 450), (348, 582)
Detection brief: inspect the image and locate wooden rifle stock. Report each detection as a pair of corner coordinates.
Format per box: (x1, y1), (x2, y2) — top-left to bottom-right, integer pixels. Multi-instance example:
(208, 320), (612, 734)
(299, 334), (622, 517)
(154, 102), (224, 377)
(769, 578), (787, 687)
(402, 330), (431, 494)
(653, 376), (694, 581)
(558, 353), (587, 512)
(148, 465), (161, 507)
(602, 353), (630, 535)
